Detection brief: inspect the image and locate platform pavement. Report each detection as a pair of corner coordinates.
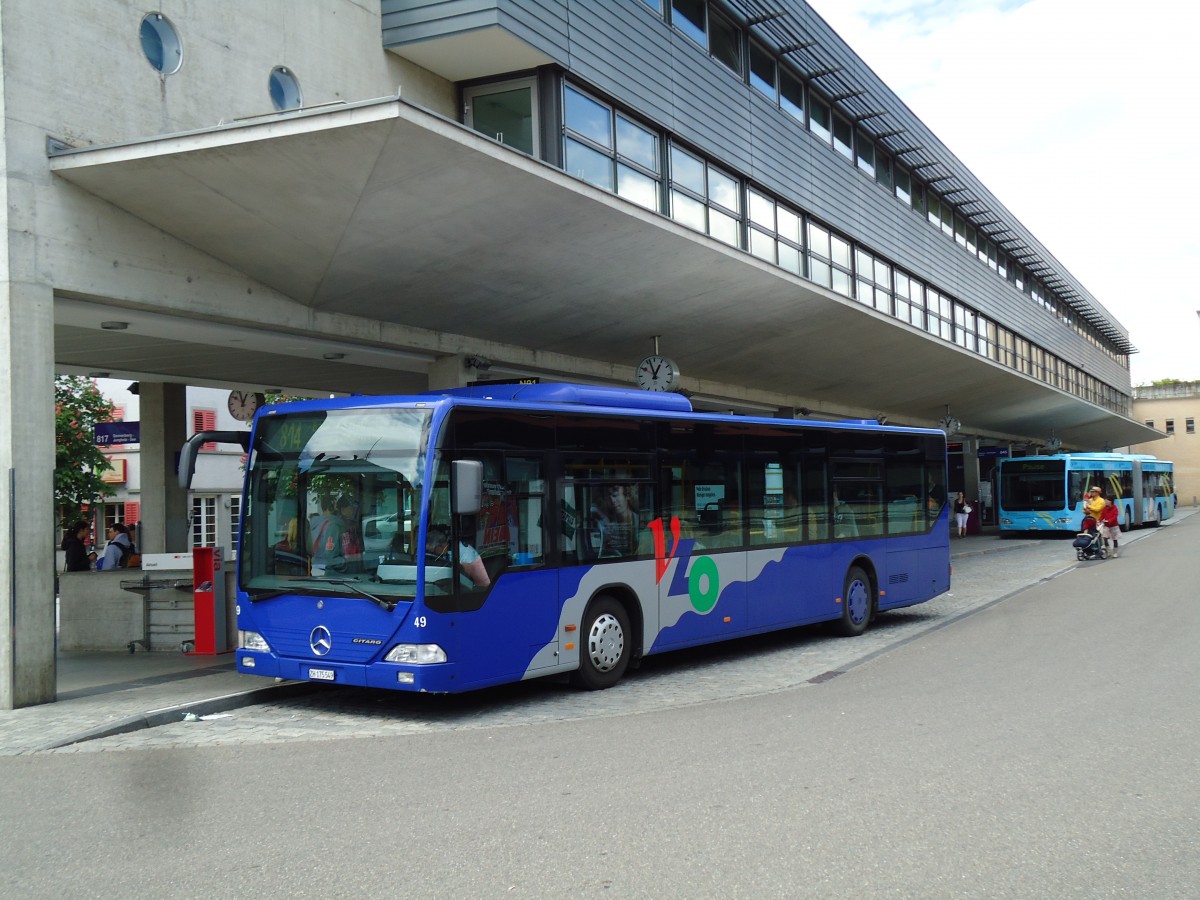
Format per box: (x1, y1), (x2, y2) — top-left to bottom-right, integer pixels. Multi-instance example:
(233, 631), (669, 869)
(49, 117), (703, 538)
(2, 510), (1192, 756)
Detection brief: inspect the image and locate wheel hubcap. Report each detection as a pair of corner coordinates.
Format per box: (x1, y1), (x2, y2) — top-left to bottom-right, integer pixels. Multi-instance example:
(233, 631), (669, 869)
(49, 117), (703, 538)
(847, 579), (869, 625)
(588, 612), (625, 672)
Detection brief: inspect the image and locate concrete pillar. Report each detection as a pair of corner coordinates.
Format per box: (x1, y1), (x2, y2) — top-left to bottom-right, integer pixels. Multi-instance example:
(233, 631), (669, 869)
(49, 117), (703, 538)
(427, 354), (471, 390)
(962, 437), (983, 532)
(138, 382), (190, 553)
(0, 281), (57, 709)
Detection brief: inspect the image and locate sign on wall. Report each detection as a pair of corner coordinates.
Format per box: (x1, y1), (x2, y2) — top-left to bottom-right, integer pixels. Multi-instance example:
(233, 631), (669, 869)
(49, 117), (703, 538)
(94, 422), (140, 446)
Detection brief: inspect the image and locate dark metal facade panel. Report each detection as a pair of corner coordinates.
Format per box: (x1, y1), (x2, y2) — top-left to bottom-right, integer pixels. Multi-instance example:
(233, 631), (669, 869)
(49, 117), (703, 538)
(563, 3), (676, 127)
(382, 0), (570, 62)
(383, 0), (1132, 389)
(381, 0), (501, 43)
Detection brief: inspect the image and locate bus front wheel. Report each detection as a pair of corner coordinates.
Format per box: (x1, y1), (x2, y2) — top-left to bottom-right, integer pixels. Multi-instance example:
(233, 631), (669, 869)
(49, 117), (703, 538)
(572, 595), (631, 690)
(836, 565), (873, 637)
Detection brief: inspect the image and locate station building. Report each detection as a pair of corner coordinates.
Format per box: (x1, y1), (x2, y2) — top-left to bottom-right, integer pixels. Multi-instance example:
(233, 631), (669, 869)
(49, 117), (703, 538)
(1130, 382), (1199, 503)
(1, 0), (1159, 707)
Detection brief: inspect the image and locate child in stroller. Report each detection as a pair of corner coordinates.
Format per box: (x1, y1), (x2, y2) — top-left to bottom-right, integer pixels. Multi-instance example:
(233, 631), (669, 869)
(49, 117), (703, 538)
(1073, 516), (1107, 560)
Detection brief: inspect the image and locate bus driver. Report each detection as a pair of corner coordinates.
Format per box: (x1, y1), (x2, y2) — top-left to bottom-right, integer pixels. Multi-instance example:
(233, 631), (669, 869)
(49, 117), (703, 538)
(425, 524), (490, 589)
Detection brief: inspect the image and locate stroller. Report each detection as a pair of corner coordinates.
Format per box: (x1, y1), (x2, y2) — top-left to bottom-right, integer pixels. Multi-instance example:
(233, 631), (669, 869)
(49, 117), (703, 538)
(1073, 518), (1107, 561)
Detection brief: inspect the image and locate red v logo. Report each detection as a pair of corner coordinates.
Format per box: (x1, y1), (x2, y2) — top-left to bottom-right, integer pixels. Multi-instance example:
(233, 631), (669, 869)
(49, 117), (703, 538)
(649, 516), (681, 584)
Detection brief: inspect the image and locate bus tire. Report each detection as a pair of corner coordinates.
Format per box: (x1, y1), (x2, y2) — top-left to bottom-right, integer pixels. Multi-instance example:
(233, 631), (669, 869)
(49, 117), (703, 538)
(836, 565), (873, 637)
(572, 595), (631, 690)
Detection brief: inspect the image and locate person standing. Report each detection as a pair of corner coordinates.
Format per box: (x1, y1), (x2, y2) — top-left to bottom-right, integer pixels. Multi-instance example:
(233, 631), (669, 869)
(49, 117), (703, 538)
(61, 521), (91, 572)
(1084, 486), (1106, 525)
(100, 523), (132, 570)
(953, 491), (968, 538)
(1100, 498), (1121, 558)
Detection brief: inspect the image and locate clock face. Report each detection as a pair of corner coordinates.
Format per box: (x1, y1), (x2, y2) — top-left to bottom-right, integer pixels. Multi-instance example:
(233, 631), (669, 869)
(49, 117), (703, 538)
(635, 355), (680, 392)
(227, 390), (264, 422)
(938, 415), (961, 435)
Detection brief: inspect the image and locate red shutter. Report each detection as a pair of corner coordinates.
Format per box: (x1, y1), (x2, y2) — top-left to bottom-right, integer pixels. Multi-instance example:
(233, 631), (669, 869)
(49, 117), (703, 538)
(123, 501), (141, 528)
(110, 405), (127, 448)
(193, 409), (218, 451)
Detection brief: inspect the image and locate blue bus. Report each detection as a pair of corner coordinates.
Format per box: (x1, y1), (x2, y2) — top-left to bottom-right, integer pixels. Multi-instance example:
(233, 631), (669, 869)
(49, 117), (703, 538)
(997, 452), (1175, 533)
(182, 383), (950, 693)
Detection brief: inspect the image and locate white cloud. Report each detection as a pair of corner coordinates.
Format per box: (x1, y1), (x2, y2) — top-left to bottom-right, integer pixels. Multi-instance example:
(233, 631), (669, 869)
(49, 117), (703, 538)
(807, 0), (1200, 384)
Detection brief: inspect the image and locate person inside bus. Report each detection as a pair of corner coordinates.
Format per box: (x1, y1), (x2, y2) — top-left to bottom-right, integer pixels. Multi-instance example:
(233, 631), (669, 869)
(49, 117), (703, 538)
(425, 524), (490, 589)
(313, 493), (364, 573)
(307, 493), (334, 558)
(833, 490), (858, 538)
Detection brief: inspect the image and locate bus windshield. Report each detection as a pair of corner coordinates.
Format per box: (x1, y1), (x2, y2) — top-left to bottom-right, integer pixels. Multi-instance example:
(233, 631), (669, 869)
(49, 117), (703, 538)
(241, 407), (433, 601)
(1000, 459), (1066, 511)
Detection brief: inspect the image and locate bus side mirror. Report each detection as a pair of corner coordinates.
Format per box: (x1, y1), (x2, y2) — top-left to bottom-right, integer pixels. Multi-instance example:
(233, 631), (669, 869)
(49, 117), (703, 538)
(452, 460), (482, 516)
(178, 431), (250, 490)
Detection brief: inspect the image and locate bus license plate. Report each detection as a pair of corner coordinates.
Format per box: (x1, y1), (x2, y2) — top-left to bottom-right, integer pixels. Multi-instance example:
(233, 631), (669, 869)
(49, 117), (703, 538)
(308, 668), (336, 681)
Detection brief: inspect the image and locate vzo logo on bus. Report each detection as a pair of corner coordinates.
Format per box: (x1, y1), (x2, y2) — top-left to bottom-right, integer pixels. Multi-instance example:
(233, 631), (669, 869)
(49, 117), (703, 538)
(649, 516), (720, 614)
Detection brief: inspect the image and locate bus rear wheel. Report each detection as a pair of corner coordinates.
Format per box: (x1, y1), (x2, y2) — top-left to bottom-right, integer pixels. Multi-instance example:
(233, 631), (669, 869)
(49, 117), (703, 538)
(835, 565), (873, 637)
(572, 595), (631, 690)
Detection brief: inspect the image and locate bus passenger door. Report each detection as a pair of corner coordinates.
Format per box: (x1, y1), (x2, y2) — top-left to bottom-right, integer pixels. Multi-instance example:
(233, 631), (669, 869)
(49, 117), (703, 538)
(655, 442), (748, 646)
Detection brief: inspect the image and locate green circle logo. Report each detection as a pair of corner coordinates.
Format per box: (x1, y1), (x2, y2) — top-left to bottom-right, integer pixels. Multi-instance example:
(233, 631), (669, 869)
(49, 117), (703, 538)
(688, 556), (720, 613)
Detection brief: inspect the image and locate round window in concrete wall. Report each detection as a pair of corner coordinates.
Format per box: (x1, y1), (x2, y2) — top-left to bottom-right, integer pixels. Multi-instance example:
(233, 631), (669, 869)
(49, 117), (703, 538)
(269, 67), (303, 111)
(140, 13), (182, 74)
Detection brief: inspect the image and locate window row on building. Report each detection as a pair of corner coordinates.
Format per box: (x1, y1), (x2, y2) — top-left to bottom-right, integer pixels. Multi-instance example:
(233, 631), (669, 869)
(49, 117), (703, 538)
(561, 81), (1129, 416)
(1143, 418), (1195, 435)
(630, 0), (1126, 368)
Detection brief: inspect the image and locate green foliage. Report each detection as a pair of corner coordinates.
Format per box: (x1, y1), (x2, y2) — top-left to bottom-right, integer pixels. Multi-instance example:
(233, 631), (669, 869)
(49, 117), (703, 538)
(54, 376), (116, 525)
(264, 391), (312, 408)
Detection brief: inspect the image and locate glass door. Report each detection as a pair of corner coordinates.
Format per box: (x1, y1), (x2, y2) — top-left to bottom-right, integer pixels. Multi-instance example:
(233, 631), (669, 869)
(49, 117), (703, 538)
(464, 77), (538, 156)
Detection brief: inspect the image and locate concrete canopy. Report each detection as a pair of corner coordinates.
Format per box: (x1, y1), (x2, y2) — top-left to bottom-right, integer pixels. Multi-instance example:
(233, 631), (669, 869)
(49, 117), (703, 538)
(49, 96), (1160, 449)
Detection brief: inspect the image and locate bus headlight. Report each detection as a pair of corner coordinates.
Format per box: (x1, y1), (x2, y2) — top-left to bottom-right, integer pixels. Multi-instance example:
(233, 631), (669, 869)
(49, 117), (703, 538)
(385, 644), (447, 664)
(240, 631), (271, 652)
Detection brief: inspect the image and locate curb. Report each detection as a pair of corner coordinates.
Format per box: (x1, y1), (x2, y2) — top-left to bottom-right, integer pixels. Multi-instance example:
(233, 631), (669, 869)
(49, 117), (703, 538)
(38, 680), (329, 751)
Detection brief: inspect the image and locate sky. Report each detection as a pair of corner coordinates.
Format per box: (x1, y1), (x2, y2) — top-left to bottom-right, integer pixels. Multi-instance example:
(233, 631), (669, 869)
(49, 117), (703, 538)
(805, 0), (1199, 386)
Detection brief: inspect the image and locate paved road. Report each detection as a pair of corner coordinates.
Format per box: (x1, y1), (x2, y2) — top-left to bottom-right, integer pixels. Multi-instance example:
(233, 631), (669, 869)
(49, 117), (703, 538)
(40, 516), (1189, 753)
(1, 515), (1195, 897)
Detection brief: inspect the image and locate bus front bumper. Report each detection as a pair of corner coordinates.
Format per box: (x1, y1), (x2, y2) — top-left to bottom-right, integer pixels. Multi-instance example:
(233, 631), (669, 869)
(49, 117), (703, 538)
(236, 649), (456, 692)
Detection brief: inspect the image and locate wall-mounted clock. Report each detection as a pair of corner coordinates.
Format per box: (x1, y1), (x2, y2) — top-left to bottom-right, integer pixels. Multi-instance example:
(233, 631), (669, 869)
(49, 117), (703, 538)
(635, 355), (681, 392)
(227, 390), (266, 422)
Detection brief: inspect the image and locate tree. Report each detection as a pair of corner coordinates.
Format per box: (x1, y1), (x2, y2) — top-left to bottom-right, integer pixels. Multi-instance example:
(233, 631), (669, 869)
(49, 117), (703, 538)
(54, 376), (116, 527)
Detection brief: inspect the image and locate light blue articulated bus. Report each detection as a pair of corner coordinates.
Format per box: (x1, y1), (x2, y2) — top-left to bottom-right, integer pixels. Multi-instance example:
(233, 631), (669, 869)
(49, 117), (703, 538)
(997, 452), (1175, 534)
(182, 383), (950, 693)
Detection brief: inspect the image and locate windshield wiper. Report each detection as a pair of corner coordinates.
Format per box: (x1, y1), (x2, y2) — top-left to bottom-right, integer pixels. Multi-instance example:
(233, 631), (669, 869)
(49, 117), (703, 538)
(247, 576), (396, 611)
(246, 587), (293, 601)
(324, 579), (397, 612)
